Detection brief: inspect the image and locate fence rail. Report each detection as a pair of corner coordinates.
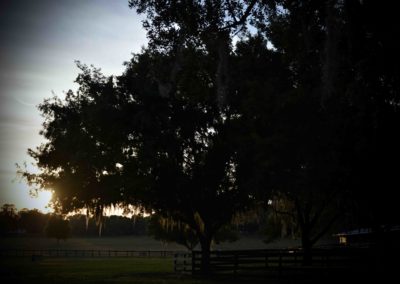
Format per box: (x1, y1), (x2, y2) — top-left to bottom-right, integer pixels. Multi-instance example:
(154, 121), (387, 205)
(174, 248), (391, 275)
(0, 249), (182, 258)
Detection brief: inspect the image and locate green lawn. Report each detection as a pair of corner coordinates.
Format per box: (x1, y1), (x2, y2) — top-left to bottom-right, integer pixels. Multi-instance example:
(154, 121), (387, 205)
(0, 236), (188, 251)
(0, 235), (302, 251)
(0, 257), (283, 284)
(0, 236), (333, 283)
(0, 257), (176, 283)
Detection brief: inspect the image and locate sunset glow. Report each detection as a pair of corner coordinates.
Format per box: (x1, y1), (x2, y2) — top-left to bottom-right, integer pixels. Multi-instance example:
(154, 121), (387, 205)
(0, 0), (147, 212)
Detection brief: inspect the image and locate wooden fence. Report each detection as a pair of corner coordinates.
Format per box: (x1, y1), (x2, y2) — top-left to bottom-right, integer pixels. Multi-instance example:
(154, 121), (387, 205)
(0, 249), (181, 258)
(174, 248), (385, 276)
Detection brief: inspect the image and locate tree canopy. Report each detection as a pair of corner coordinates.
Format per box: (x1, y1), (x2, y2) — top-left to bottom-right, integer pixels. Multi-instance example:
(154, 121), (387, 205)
(0, 204), (19, 235)
(20, 0), (400, 271)
(45, 215), (71, 243)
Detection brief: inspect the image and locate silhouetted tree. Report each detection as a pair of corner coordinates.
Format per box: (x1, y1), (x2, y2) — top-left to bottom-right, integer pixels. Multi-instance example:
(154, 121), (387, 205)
(104, 215), (148, 236)
(0, 204), (19, 235)
(337, 0), (400, 232)
(20, 1), (264, 273)
(19, 63), (126, 237)
(250, 0), (400, 264)
(45, 215), (71, 244)
(126, 1), (266, 271)
(148, 214), (238, 250)
(244, 0), (355, 264)
(19, 0), (400, 273)
(68, 214), (98, 236)
(67, 214), (148, 237)
(148, 214), (199, 250)
(213, 224), (239, 245)
(18, 208), (49, 235)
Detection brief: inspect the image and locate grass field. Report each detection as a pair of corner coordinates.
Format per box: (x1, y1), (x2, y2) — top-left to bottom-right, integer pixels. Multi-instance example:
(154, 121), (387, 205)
(0, 236), (302, 283)
(0, 235), (302, 251)
(0, 257), (293, 284)
(0, 257), (190, 283)
(0, 236), (347, 283)
(0, 236), (188, 251)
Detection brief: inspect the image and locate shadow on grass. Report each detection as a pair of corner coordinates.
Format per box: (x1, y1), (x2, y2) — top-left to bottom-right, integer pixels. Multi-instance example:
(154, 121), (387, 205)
(1, 256), (394, 284)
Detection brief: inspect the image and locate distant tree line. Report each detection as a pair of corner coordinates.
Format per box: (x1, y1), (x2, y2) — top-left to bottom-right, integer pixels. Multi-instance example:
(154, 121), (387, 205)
(69, 214), (148, 237)
(0, 203), (260, 241)
(2, 203), (268, 249)
(0, 204), (147, 237)
(0, 204), (48, 236)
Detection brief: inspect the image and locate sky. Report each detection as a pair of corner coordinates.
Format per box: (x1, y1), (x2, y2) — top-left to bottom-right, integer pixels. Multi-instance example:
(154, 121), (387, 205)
(0, 0), (147, 212)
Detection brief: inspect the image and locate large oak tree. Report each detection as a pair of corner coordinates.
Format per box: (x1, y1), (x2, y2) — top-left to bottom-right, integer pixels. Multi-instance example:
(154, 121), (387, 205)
(20, 0), (400, 271)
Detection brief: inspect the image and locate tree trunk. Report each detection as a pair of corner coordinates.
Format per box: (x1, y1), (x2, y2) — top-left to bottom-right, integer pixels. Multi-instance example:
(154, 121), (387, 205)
(199, 234), (212, 275)
(301, 225), (312, 266)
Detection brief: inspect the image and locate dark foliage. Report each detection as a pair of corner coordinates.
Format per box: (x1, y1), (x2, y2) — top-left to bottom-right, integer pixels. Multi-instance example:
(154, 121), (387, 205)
(45, 215), (71, 243)
(18, 0), (400, 272)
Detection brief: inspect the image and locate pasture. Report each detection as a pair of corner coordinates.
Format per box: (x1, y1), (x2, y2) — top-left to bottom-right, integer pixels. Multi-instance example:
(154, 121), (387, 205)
(0, 256), (294, 284)
(0, 235), (300, 251)
(0, 236), (301, 283)
(0, 236), (382, 283)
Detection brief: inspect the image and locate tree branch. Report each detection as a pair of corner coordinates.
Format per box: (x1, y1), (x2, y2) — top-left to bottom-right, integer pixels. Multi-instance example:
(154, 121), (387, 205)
(271, 202), (296, 219)
(310, 189), (340, 228)
(222, 0), (258, 31)
(226, 0), (240, 25)
(310, 212), (341, 246)
(294, 197), (305, 227)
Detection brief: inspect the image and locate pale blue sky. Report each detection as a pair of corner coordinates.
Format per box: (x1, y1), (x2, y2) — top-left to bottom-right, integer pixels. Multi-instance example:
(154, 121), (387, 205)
(0, 0), (147, 212)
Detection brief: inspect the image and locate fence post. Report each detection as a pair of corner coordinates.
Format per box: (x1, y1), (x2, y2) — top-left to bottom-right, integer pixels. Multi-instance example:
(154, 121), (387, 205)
(192, 252), (196, 274)
(326, 251), (330, 272)
(174, 253), (177, 272)
(234, 252), (238, 275)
